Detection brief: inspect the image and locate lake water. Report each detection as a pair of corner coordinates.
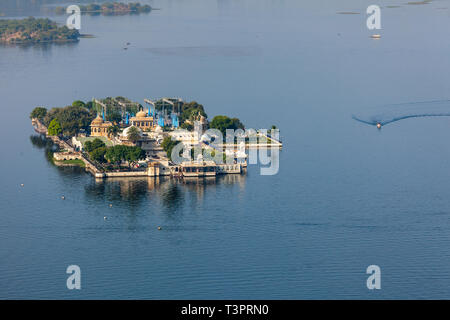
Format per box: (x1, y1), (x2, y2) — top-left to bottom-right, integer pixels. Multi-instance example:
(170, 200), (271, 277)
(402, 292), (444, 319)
(1, 0), (450, 299)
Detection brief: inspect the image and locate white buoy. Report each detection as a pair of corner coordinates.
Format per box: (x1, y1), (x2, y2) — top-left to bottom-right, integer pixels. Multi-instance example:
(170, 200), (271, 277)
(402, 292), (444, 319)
(371, 34), (381, 39)
(376, 123), (382, 129)
(109, 204), (113, 207)
(20, 184), (24, 187)
(157, 226), (162, 230)
(61, 196), (65, 200)
(104, 216), (107, 220)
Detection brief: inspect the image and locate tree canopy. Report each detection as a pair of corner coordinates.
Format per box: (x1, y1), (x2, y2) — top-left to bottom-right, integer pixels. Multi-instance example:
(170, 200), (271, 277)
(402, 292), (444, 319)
(90, 147), (107, 163)
(44, 105), (96, 137)
(107, 111), (122, 124)
(105, 145), (126, 165)
(72, 100), (86, 108)
(126, 126), (141, 143)
(125, 146), (146, 166)
(107, 125), (120, 137)
(30, 107), (47, 120)
(179, 101), (207, 125)
(210, 115), (245, 136)
(48, 119), (62, 136)
(105, 145), (145, 167)
(84, 138), (106, 153)
(84, 101), (95, 110)
(161, 136), (178, 161)
(82, 138), (108, 163)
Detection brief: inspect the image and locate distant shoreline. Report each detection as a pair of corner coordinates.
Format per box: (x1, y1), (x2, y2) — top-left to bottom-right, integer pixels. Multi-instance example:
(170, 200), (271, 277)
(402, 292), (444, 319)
(55, 2), (152, 16)
(0, 17), (80, 44)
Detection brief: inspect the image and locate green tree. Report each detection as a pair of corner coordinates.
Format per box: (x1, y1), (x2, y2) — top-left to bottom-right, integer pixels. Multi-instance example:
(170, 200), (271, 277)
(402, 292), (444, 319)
(179, 101), (207, 124)
(30, 107), (47, 120)
(161, 136), (178, 161)
(104, 145), (145, 167)
(44, 105), (95, 136)
(125, 146), (146, 168)
(127, 126), (141, 143)
(107, 111), (122, 124)
(105, 145), (127, 166)
(231, 118), (245, 130)
(85, 101), (94, 110)
(90, 146), (107, 163)
(107, 125), (120, 138)
(48, 119), (62, 136)
(84, 138), (106, 153)
(72, 100), (86, 108)
(210, 115), (245, 137)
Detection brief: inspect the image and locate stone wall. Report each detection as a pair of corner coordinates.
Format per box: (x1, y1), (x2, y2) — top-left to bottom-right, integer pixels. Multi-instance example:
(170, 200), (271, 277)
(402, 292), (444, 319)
(53, 152), (81, 161)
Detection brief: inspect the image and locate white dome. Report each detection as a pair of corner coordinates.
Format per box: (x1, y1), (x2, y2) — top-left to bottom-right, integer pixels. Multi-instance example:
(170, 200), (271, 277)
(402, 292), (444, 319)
(122, 125), (142, 137)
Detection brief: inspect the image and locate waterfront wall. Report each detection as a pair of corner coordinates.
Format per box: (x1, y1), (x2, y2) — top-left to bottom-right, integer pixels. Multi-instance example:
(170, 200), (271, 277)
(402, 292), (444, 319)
(53, 152), (80, 161)
(216, 164), (242, 174)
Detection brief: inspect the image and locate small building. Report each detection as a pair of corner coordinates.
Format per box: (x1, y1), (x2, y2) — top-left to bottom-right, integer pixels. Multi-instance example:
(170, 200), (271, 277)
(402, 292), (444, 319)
(180, 161), (217, 177)
(90, 115), (113, 137)
(130, 110), (154, 130)
(170, 129), (196, 145)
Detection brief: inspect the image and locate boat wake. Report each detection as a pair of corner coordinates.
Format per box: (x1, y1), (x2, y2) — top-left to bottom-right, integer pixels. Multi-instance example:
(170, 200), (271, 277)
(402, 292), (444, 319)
(352, 99), (450, 127)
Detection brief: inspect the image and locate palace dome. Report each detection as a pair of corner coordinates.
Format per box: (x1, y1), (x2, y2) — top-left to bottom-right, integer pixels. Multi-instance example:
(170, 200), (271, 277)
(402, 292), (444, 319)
(91, 115), (104, 125)
(136, 110), (148, 118)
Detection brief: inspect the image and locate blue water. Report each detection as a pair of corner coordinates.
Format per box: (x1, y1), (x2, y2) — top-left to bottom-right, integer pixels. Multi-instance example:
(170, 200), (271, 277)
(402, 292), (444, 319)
(1, 0), (450, 299)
